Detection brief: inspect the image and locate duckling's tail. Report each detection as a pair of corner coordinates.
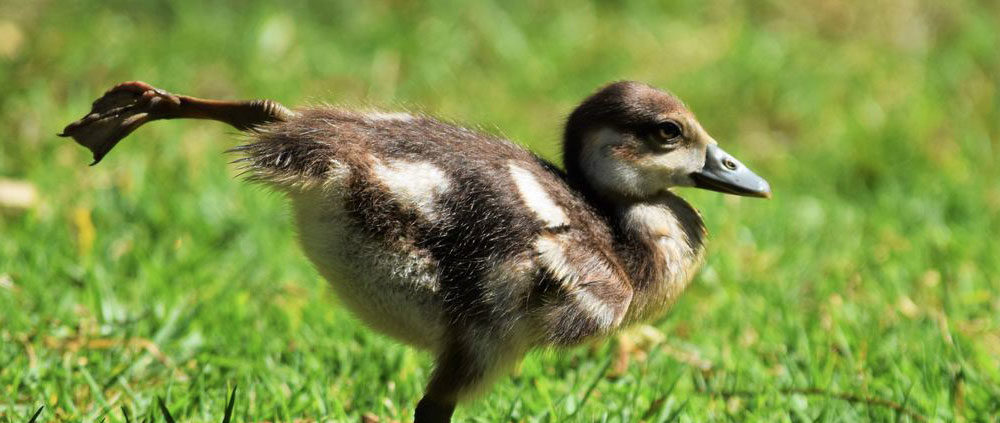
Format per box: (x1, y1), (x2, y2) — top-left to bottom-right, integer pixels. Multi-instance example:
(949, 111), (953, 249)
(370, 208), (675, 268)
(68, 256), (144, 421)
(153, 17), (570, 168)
(60, 81), (295, 165)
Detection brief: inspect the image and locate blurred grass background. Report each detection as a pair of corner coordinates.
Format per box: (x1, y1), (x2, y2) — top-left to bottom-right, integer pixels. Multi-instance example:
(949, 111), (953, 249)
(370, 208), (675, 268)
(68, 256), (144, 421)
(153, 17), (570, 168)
(1, 0), (998, 421)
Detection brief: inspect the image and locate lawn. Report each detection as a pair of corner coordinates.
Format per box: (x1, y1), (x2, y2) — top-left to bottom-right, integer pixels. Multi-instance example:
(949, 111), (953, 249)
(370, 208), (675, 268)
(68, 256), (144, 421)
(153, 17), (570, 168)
(1, 0), (998, 421)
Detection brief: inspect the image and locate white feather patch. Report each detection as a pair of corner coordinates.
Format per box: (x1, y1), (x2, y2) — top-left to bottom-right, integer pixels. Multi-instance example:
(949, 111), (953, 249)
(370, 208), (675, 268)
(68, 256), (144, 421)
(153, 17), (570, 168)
(535, 235), (619, 329)
(534, 235), (577, 285)
(508, 162), (569, 227)
(366, 111), (415, 122)
(373, 159), (451, 218)
(573, 286), (618, 329)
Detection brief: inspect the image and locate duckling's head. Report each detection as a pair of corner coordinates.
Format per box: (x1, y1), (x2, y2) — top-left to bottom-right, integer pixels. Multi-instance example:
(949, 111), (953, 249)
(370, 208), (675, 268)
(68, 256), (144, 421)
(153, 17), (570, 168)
(564, 81), (771, 203)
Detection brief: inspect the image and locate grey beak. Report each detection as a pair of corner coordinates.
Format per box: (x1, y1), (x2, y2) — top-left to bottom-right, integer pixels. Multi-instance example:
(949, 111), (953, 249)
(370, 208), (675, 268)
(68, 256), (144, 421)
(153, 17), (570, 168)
(690, 145), (771, 198)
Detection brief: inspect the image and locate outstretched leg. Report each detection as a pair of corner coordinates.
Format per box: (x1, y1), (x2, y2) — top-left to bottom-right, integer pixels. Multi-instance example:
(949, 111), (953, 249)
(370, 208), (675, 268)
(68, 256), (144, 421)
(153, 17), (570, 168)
(60, 81), (295, 164)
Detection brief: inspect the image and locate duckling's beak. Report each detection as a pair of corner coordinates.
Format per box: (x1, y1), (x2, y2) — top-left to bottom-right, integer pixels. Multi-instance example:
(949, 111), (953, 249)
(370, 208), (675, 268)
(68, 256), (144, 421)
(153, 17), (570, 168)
(690, 145), (771, 198)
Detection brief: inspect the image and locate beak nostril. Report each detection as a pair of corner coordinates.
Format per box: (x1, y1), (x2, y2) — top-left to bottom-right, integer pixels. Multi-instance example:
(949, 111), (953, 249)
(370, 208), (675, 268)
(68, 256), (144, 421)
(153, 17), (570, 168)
(722, 158), (737, 171)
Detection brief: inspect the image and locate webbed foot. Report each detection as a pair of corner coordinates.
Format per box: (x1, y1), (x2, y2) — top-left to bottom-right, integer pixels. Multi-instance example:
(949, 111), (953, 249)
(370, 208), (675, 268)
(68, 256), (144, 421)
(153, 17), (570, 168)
(60, 81), (181, 164)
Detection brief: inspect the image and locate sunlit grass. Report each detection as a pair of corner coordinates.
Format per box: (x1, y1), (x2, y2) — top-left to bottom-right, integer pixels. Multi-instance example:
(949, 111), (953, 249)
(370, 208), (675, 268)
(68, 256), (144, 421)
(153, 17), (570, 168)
(1, 0), (998, 421)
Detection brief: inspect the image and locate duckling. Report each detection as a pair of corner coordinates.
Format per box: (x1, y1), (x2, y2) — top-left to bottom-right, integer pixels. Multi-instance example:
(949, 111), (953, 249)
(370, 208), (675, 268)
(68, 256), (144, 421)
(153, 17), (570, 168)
(61, 80), (770, 422)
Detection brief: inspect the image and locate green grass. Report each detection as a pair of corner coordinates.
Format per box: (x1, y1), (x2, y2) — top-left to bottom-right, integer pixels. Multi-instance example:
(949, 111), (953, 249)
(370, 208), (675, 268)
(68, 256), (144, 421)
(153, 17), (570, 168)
(2, 0), (999, 421)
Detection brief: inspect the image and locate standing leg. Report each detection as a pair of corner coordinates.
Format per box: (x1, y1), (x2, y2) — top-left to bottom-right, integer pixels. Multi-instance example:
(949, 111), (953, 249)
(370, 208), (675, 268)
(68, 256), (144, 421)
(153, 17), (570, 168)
(415, 395), (456, 422)
(415, 342), (479, 423)
(414, 333), (526, 423)
(60, 81), (295, 164)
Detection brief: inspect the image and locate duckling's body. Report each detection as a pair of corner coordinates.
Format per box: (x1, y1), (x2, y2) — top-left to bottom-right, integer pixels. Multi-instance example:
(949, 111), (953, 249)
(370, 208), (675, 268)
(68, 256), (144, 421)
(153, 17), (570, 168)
(62, 81), (770, 422)
(253, 104), (705, 342)
(248, 107), (705, 406)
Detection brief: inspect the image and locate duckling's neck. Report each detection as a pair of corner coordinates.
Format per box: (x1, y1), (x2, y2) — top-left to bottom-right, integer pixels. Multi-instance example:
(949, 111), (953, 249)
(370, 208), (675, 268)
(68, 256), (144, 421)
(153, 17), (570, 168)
(611, 192), (707, 324)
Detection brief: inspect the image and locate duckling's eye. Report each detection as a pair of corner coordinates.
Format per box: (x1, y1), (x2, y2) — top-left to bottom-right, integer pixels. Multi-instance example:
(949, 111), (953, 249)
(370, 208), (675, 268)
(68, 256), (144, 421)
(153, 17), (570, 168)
(655, 121), (683, 146)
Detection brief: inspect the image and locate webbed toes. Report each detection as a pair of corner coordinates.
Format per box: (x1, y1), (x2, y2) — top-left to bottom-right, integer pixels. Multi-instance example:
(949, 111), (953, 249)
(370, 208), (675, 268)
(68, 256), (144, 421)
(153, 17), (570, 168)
(60, 81), (180, 164)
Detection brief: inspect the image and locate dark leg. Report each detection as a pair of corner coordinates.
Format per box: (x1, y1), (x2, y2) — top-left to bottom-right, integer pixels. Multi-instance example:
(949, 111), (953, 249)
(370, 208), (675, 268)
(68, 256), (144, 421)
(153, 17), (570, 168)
(414, 397), (455, 423)
(60, 81), (295, 164)
(414, 341), (487, 423)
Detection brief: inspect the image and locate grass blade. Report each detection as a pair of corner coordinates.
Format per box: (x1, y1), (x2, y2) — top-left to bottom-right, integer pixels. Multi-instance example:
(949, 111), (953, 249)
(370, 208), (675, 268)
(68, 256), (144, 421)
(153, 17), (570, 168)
(26, 406), (43, 423)
(222, 385), (237, 423)
(157, 397), (176, 423)
(568, 357), (613, 419)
